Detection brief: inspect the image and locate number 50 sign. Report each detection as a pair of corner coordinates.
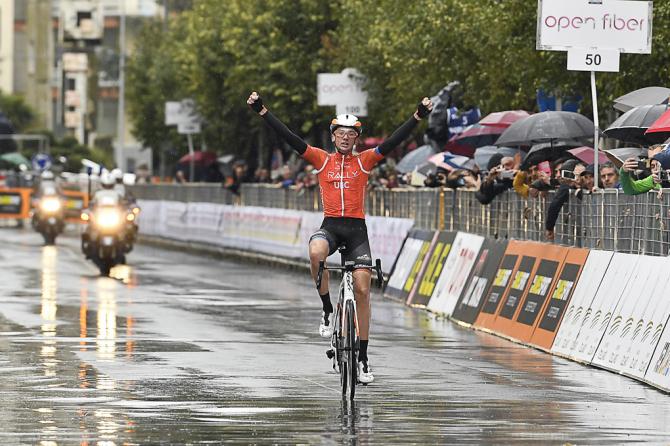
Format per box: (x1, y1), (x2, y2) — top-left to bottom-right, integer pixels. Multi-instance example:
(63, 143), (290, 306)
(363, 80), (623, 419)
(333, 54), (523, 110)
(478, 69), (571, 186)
(567, 47), (620, 72)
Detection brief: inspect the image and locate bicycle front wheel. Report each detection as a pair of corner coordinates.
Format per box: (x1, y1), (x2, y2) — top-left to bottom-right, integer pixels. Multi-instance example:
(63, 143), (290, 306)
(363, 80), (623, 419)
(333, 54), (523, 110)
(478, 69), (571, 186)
(344, 299), (357, 400)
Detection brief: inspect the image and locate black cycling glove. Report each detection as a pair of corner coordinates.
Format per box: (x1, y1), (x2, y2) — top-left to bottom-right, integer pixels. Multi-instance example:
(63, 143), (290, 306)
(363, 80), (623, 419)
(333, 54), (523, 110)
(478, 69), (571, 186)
(249, 95), (264, 114)
(416, 100), (432, 119)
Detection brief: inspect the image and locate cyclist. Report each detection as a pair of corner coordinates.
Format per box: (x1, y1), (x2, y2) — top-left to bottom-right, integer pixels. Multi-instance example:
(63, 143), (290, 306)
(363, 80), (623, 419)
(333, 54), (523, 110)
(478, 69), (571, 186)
(247, 91), (432, 383)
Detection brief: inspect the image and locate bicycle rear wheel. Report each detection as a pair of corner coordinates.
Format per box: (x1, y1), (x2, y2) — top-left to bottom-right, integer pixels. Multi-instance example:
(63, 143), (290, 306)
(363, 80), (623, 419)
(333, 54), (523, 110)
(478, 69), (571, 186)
(343, 300), (357, 400)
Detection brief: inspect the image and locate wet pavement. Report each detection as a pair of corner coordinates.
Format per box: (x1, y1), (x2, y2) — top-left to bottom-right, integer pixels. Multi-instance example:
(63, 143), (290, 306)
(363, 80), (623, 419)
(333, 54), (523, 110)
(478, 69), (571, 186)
(0, 227), (669, 445)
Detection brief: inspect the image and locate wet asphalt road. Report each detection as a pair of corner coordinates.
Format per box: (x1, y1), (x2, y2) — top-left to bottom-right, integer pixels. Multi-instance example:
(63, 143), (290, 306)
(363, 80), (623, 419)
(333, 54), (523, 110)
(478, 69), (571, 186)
(0, 227), (669, 445)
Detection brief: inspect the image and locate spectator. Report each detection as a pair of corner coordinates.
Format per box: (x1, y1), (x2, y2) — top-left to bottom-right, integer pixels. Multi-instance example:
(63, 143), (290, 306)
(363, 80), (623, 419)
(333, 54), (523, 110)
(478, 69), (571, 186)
(295, 164), (318, 192)
(224, 161), (249, 195)
(619, 144), (666, 195)
(599, 162), (620, 189)
(274, 165), (295, 188)
(475, 154), (514, 204)
(253, 167), (272, 183)
(545, 159), (585, 241)
(175, 169), (187, 184)
(579, 165), (595, 192)
(446, 169), (480, 190)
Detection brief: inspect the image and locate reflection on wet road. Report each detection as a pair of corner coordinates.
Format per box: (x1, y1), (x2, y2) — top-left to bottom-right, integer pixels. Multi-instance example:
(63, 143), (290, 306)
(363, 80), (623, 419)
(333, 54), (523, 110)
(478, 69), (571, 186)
(0, 228), (668, 444)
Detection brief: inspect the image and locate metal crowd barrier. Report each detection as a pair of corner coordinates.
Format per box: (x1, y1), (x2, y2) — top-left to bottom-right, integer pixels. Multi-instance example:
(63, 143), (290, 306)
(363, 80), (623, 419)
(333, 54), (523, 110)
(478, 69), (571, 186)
(130, 183), (670, 256)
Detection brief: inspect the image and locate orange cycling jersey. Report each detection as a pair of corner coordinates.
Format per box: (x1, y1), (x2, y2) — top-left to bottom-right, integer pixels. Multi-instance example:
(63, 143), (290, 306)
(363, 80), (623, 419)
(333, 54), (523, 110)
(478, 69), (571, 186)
(303, 145), (384, 219)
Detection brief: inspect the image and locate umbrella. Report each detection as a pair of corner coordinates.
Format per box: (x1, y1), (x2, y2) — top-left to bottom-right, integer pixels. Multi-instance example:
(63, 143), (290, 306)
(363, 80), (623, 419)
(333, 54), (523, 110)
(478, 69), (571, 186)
(396, 145), (436, 174)
(603, 104), (668, 145)
(0, 152), (30, 166)
(645, 109), (670, 141)
(426, 152), (471, 172)
(602, 147), (647, 168)
(479, 110), (531, 128)
(520, 139), (582, 169)
(567, 147), (609, 165)
(177, 151), (218, 165)
(613, 87), (670, 113)
(473, 146), (519, 171)
(448, 124), (502, 149)
(217, 154), (235, 164)
(495, 111), (595, 146)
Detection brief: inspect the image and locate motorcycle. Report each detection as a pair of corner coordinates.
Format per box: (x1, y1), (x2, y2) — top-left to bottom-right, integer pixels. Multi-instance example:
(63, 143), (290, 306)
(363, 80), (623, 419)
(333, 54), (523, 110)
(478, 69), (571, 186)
(81, 197), (134, 276)
(32, 195), (65, 245)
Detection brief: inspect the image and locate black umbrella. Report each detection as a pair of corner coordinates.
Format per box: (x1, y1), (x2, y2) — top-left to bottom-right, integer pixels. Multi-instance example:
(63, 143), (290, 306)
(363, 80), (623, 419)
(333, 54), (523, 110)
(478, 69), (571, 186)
(602, 147), (647, 168)
(395, 144), (436, 174)
(520, 140), (582, 169)
(495, 111), (594, 147)
(473, 145), (519, 171)
(603, 104), (668, 146)
(613, 87), (670, 113)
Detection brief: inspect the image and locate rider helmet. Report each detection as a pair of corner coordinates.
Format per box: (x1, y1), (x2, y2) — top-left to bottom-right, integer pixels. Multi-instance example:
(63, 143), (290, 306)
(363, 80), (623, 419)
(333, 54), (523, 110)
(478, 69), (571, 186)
(41, 170), (55, 181)
(111, 168), (123, 183)
(330, 114), (362, 136)
(100, 172), (115, 189)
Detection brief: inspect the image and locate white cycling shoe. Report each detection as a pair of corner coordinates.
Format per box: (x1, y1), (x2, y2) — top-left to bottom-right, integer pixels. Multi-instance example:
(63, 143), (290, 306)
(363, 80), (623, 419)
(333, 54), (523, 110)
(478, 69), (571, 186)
(319, 312), (334, 338)
(358, 360), (374, 384)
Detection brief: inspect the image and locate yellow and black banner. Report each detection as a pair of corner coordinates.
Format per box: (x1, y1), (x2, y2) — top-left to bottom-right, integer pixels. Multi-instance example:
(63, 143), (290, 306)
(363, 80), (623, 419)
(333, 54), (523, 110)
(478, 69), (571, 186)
(451, 238), (509, 326)
(0, 188), (31, 219)
(407, 231), (456, 307)
(385, 229), (436, 301)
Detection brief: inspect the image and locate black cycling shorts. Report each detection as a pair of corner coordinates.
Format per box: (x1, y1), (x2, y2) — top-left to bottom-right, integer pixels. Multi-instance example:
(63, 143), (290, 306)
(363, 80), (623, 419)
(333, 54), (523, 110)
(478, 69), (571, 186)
(309, 217), (372, 268)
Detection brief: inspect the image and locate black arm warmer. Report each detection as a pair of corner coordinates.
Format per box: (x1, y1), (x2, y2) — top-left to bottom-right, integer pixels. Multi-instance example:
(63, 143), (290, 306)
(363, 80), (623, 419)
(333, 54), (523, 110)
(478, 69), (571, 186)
(376, 116), (419, 157)
(545, 184), (571, 231)
(261, 110), (308, 155)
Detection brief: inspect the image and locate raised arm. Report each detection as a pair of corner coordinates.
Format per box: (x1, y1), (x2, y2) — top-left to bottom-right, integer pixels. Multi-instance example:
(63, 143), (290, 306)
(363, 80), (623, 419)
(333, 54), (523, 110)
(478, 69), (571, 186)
(247, 92), (308, 155)
(376, 98), (433, 157)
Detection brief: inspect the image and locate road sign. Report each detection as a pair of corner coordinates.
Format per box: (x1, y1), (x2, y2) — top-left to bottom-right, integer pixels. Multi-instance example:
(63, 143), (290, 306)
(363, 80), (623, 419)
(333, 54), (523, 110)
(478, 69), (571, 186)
(165, 99), (201, 127)
(317, 68), (368, 117)
(537, 0), (653, 54)
(178, 122), (201, 135)
(32, 154), (53, 172)
(567, 48), (620, 72)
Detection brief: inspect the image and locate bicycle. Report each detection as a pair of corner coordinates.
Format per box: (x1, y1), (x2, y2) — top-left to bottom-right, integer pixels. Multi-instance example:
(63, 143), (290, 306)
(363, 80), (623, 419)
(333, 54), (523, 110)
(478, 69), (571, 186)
(316, 252), (383, 400)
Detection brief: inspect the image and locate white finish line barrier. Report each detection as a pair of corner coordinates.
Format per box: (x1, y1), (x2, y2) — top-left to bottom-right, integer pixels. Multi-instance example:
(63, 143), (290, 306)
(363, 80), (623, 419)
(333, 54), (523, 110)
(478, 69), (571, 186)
(137, 199), (413, 274)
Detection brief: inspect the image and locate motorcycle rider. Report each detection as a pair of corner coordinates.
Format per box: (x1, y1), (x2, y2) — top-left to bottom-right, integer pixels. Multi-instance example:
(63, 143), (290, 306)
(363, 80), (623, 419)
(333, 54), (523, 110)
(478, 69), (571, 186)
(110, 167), (139, 246)
(32, 170), (64, 242)
(83, 172), (123, 258)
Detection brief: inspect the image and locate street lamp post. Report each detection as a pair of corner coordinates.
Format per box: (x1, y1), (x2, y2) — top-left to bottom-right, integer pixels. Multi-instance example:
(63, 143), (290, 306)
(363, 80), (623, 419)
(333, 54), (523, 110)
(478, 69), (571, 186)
(115, 0), (126, 170)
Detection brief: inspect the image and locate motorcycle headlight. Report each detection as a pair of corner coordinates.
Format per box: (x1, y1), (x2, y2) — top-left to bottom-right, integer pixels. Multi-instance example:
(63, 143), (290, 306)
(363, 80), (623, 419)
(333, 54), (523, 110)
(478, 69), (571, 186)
(96, 209), (121, 229)
(126, 213), (135, 222)
(40, 197), (61, 213)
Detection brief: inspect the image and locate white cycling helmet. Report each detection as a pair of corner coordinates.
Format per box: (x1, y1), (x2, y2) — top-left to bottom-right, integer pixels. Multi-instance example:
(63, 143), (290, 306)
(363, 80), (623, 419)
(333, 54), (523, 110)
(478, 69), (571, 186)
(41, 170), (54, 181)
(111, 168), (123, 182)
(330, 114), (362, 136)
(100, 172), (115, 188)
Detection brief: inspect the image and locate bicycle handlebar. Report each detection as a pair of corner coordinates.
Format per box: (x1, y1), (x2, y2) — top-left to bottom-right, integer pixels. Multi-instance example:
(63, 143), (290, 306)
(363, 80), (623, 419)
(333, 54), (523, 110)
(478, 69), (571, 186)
(315, 259), (384, 290)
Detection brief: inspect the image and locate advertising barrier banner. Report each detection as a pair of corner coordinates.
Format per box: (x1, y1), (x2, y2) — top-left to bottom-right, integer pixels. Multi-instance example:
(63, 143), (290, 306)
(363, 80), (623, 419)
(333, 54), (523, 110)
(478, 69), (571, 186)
(551, 250), (614, 359)
(385, 229), (435, 301)
(451, 239), (509, 326)
(507, 245), (571, 343)
(427, 232), (485, 316)
(474, 242), (524, 329)
(623, 258), (670, 380)
(137, 200), (413, 274)
(406, 231), (456, 307)
(592, 255), (664, 372)
(0, 188), (31, 219)
(61, 190), (89, 222)
(569, 252), (641, 364)
(530, 247), (590, 350)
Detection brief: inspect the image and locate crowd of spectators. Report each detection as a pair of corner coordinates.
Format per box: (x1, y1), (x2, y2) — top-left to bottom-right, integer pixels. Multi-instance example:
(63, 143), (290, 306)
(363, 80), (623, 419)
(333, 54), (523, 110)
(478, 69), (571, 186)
(222, 140), (670, 241)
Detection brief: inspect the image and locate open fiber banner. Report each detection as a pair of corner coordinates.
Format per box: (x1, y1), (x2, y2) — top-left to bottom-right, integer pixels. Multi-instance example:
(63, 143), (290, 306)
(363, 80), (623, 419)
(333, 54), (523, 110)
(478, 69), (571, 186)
(138, 200), (413, 274)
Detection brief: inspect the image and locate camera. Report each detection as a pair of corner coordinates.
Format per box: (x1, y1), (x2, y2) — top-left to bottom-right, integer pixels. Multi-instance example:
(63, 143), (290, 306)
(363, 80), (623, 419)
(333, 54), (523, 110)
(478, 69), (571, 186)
(500, 170), (515, 180)
(560, 169), (575, 180)
(659, 169), (670, 182)
(637, 159), (650, 170)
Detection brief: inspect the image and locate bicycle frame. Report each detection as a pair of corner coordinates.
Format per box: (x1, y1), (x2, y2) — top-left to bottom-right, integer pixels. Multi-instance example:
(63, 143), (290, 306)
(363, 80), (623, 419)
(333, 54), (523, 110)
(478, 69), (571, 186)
(317, 257), (383, 399)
